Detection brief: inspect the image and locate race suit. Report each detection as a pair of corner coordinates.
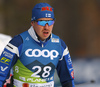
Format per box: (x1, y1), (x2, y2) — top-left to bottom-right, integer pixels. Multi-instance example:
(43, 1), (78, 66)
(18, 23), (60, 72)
(0, 26), (75, 87)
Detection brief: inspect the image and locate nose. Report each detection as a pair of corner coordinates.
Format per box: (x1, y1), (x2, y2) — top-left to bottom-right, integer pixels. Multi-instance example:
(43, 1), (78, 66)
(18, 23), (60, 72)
(44, 23), (49, 29)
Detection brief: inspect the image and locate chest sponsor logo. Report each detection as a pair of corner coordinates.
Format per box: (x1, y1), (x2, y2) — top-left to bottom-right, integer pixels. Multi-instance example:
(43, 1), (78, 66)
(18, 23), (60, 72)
(25, 49), (59, 60)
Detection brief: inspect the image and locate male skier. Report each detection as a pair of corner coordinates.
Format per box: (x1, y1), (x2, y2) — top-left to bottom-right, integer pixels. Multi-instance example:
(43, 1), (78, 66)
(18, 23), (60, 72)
(0, 3), (75, 87)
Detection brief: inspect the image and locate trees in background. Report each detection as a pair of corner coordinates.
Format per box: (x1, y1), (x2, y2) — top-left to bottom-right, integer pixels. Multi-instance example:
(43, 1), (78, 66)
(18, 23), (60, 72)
(0, 0), (100, 57)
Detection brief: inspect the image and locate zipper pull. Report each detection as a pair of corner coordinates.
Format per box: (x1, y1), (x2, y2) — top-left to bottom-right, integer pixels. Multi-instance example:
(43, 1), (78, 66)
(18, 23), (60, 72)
(42, 44), (43, 47)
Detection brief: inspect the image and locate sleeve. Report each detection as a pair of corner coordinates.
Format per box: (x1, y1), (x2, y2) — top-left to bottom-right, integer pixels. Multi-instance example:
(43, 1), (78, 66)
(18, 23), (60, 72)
(0, 35), (23, 86)
(56, 39), (75, 87)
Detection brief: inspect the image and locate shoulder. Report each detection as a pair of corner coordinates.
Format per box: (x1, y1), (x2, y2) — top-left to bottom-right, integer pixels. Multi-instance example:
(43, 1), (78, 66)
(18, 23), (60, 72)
(9, 35), (23, 47)
(60, 39), (67, 49)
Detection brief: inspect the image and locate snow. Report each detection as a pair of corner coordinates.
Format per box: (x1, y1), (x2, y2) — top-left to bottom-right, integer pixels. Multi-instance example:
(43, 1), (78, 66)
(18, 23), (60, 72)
(54, 58), (100, 87)
(73, 58), (100, 84)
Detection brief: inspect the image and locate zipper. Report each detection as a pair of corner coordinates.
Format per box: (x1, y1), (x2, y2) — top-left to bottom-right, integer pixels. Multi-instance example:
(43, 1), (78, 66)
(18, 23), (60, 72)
(42, 44), (44, 47)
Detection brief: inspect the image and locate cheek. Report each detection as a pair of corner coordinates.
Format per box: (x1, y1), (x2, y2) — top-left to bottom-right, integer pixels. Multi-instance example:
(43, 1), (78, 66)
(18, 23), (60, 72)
(34, 27), (43, 35)
(49, 26), (53, 31)
(35, 29), (41, 34)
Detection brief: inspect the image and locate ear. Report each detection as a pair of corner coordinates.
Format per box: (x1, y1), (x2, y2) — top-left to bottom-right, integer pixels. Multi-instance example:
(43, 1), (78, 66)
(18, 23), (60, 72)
(31, 21), (34, 26)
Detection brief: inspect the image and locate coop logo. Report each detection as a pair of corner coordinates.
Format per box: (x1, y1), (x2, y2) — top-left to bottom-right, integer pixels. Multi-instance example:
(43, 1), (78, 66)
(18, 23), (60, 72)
(25, 49), (59, 60)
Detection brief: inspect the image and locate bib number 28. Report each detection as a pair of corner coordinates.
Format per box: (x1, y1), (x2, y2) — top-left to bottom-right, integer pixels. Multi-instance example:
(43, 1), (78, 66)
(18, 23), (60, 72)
(31, 66), (51, 78)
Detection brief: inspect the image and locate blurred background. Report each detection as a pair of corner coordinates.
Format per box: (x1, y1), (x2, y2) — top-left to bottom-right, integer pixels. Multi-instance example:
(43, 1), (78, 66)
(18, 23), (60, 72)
(0, 0), (100, 87)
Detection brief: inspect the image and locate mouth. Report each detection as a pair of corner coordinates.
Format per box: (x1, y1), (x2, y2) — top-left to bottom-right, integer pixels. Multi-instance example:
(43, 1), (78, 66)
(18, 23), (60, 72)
(43, 32), (49, 34)
(43, 31), (49, 36)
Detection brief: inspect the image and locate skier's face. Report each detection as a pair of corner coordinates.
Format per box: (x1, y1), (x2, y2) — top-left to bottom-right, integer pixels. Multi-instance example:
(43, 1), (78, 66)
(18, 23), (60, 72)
(31, 18), (54, 41)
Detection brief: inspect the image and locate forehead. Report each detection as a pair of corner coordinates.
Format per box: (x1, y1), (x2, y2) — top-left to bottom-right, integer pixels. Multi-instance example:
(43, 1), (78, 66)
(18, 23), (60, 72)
(37, 18), (53, 21)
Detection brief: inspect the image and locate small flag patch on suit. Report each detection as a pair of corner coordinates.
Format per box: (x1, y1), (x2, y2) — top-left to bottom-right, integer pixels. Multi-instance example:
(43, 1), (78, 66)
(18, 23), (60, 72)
(51, 38), (59, 43)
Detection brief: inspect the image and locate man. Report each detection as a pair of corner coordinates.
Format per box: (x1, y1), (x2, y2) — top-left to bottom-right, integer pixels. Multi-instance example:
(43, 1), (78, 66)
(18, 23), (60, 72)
(0, 3), (75, 87)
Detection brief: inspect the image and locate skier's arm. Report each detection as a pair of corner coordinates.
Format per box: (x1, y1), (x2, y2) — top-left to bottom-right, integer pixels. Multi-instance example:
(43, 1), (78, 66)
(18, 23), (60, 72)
(56, 39), (75, 87)
(0, 35), (23, 86)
